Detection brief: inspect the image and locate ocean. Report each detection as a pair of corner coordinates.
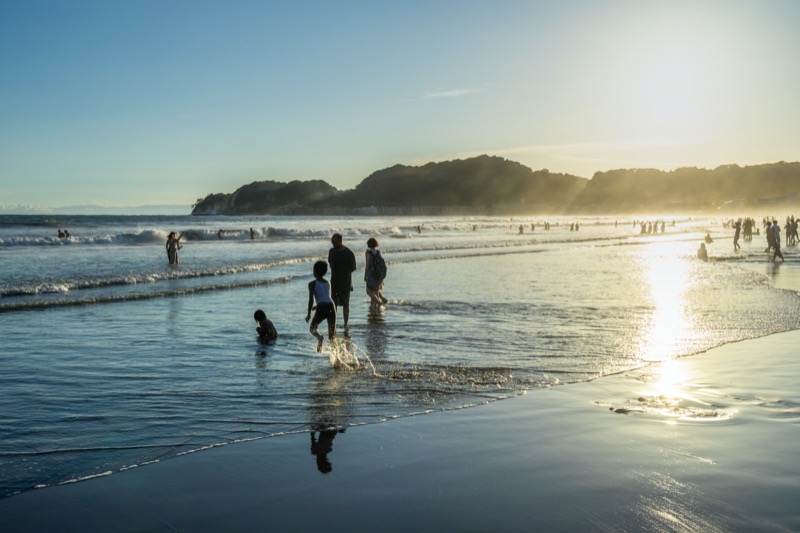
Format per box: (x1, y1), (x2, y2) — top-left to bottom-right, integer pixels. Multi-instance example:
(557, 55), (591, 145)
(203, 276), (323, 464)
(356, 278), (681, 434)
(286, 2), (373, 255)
(1, 213), (799, 499)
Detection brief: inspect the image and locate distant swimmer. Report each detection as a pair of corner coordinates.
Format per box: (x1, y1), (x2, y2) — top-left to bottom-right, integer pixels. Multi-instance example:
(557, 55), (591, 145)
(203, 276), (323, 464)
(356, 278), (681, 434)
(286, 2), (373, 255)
(166, 231), (183, 265)
(250, 228), (255, 240)
(519, 225), (524, 235)
(697, 242), (708, 261)
(306, 261), (336, 353)
(704, 233), (714, 244)
(254, 309), (278, 343)
(58, 229), (65, 238)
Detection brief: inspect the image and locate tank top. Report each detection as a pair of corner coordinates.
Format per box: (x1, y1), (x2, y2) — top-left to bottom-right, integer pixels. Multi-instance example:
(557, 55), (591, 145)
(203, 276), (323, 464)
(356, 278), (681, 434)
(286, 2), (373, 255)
(314, 280), (333, 305)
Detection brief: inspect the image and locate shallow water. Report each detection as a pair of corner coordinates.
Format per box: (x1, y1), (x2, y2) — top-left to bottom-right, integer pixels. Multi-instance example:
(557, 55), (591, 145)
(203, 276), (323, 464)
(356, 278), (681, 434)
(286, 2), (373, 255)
(1, 214), (799, 498)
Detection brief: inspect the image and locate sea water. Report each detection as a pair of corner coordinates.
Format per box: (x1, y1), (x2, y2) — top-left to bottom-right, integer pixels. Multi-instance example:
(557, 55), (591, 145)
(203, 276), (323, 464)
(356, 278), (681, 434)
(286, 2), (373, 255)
(1, 214), (799, 498)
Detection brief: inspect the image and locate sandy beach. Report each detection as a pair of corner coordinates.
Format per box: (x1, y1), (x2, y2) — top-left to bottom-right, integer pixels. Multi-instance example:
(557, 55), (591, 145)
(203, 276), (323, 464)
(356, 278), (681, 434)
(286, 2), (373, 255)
(2, 329), (798, 532)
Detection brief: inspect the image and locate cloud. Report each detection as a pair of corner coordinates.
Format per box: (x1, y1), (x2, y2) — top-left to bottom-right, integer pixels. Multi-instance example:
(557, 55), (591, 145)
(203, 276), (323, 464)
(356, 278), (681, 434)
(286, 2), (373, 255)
(423, 87), (482, 99)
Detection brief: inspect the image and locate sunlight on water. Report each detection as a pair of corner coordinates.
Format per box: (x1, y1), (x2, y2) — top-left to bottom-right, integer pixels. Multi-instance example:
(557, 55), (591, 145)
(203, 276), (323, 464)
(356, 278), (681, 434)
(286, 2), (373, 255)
(598, 355), (734, 422)
(638, 243), (697, 362)
(647, 359), (688, 401)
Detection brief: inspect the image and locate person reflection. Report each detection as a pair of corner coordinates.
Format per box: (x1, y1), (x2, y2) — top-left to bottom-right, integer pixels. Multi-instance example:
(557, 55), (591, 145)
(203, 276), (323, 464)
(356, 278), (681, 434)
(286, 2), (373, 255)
(310, 427), (344, 474)
(307, 369), (353, 474)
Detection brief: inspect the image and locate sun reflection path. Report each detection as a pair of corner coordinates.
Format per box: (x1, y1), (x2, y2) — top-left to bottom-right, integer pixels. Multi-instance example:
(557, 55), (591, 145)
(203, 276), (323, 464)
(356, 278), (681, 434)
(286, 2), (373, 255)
(638, 244), (699, 363)
(596, 357), (732, 422)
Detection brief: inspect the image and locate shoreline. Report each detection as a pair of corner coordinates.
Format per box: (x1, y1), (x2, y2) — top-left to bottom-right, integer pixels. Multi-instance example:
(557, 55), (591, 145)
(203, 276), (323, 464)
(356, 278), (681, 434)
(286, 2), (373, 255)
(2, 330), (799, 531)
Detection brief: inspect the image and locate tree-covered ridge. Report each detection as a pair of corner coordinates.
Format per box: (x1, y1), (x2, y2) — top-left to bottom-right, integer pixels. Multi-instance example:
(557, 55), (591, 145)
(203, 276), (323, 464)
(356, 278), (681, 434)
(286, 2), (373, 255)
(332, 155), (587, 209)
(190, 158), (800, 216)
(192, 180), (337, 215)
(569, 162), (800, 213)
(191, 155), (588, 215)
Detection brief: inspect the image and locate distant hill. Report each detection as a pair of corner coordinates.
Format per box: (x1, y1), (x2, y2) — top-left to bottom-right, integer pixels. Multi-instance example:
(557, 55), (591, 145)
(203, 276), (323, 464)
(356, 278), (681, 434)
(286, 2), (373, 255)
(191, 155), (587, 215)
(191, 158), (800, 216)
(568, 162), (800, 214)
(192, 180), (338, 215)
(326, 155), (587, 211)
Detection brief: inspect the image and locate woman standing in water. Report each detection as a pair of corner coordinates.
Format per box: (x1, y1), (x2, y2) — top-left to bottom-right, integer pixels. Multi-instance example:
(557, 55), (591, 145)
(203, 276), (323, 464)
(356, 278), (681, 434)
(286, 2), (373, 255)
(364, 237), (388, 308)
(166, 232), (182, 265)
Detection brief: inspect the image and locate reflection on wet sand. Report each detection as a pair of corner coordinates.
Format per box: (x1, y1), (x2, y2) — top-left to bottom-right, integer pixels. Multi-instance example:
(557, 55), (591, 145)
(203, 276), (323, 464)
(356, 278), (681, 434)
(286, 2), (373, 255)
(307, 360), (356, 474)
(310, 429), (343, 474)
(596, 358), (734, 422)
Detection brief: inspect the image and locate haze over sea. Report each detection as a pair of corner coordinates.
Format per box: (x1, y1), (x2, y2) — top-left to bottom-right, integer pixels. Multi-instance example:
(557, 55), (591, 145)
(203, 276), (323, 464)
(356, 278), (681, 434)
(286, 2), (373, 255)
(1, 213), (799, 499)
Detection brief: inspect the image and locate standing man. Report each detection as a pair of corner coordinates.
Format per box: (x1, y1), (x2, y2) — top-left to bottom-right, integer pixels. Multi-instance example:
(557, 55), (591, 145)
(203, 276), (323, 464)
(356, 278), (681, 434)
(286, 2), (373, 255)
(328, 233), (357, 327)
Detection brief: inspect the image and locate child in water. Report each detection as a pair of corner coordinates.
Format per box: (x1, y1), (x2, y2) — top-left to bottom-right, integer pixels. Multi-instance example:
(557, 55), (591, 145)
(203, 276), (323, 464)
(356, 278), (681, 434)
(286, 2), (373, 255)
(305, 260), (337, 352)
(697, 242), (708, 262)
(254, 309), (278, 343)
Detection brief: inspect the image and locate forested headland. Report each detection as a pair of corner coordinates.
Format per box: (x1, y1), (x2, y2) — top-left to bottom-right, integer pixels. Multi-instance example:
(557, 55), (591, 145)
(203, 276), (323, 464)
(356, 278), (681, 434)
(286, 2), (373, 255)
(191, 156), (800, 216)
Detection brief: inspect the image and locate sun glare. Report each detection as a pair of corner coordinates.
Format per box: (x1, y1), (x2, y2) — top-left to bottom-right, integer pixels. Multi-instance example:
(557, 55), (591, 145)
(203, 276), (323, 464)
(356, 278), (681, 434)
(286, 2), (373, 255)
(638, 244), (696, 362)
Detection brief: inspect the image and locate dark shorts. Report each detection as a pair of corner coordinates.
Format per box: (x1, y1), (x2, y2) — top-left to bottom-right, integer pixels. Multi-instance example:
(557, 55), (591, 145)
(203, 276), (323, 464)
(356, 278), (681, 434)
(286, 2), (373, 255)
(330, 282), (351, 306)
(312, 302), (336, 326)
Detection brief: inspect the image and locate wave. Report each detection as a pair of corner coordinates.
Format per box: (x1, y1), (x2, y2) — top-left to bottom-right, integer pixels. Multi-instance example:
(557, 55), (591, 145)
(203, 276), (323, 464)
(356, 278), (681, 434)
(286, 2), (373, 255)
(0, 232), (706, 301)
(0, 218), (704, 248)
(0, 230), (170, 247)
(0, 275), (293, 313)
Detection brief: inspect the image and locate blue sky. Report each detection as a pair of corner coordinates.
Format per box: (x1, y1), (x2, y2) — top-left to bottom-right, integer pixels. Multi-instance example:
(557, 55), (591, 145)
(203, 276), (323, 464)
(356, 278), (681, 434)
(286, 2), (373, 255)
(1, 0), (799, 211)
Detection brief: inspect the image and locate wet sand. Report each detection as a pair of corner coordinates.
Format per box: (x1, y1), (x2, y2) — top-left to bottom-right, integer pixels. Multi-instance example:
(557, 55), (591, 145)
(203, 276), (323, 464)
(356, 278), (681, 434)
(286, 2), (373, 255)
(1, 330), (799, 532)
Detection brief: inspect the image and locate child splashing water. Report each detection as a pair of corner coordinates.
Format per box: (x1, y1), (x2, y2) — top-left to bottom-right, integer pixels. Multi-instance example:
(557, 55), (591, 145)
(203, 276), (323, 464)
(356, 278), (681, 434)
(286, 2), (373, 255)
(305, 260), (375, 370)
(306, 261), (337, 353)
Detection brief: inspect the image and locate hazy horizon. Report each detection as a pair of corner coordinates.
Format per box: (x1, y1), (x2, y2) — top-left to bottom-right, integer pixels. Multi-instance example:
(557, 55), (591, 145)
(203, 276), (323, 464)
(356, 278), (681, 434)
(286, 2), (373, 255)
(2, 1), (799, 210)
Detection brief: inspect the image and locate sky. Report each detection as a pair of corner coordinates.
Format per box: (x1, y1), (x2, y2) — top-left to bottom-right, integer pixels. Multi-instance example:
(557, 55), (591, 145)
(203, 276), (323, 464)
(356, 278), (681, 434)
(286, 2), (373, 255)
(1, 0), (799, 212)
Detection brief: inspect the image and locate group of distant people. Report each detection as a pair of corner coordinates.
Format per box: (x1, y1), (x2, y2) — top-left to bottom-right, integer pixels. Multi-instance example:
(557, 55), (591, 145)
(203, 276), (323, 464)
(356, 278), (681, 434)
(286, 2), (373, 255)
(253, 234), (389, 352)
(699, 215), (796, 263)
(57, 229), (71, 238)
(638, 220), (666, 234)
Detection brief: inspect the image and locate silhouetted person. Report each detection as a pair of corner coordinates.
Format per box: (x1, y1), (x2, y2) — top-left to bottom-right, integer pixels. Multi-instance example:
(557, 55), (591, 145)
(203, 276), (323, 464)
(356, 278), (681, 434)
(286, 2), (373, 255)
(166, 232), (182, 265)
(306, 260), (336, 352)
(328, 233), (357, 327)
(254, 309), (277, 343)
(733, 220), (741, 251)
(365, 237), (388, 309)
(697, 242), (708, 262)
(772, 221), (784, 262)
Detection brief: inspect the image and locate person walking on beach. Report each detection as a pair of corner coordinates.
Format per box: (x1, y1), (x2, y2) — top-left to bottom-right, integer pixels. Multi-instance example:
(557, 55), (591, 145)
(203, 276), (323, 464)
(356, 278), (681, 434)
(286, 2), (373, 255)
(772, 221), (784, 262)
(364, 238), (388, 309)
(306, 261), (337, 352)
(764, 218), (776, 253)
(328, 233), (357, 327)
(733, 220), (741, 251)
(166, 232), (182, 265)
